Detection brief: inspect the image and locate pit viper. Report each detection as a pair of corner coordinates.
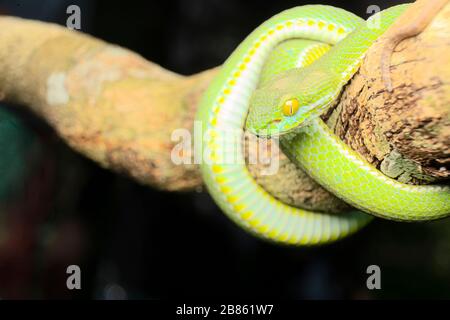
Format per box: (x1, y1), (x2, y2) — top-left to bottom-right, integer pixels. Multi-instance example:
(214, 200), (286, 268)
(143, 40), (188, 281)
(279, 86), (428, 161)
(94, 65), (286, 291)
(195, 4), (450, 245)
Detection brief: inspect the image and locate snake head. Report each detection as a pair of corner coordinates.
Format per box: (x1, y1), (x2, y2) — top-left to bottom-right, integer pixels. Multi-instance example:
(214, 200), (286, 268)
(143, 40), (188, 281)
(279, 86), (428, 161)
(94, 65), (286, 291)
(245, 71), (314, 137)
(245, 68), (337, 137)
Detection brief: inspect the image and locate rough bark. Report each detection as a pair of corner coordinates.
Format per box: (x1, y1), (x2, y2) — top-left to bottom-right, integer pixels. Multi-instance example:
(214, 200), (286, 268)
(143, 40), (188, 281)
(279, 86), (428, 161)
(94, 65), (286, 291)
(0, 2), (448, 213)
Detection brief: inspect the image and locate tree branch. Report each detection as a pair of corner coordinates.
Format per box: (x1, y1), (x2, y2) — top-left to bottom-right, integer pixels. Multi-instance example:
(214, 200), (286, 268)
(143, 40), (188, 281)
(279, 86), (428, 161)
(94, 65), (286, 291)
(0, 3), (448, 213)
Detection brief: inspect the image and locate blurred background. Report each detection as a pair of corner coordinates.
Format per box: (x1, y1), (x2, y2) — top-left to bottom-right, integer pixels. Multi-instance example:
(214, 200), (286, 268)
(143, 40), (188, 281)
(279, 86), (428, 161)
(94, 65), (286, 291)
(1, 0), (449, 299)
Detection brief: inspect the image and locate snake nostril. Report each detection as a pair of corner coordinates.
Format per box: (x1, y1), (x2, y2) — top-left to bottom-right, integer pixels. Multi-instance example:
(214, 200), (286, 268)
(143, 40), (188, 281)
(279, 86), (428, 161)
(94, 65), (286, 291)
(270, 118), (282, 124)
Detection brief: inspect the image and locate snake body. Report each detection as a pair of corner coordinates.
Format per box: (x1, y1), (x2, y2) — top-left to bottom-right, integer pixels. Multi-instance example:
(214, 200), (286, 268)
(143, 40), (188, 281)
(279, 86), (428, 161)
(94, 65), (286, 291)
(196, 5), (450, 245)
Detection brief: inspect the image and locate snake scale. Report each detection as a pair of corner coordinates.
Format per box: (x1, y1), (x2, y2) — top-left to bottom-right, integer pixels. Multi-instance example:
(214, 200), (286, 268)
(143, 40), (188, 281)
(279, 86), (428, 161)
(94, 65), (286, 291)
(195, 4), (450, 245)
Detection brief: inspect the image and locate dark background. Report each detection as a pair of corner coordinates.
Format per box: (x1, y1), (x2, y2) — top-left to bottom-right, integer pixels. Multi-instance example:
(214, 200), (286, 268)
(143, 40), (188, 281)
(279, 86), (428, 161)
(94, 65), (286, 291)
(1, 0), (450, 300)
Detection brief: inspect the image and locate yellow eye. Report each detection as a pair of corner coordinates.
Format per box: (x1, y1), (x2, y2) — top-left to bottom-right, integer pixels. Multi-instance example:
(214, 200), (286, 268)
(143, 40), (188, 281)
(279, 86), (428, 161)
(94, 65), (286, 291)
(282, 98), (300, 116)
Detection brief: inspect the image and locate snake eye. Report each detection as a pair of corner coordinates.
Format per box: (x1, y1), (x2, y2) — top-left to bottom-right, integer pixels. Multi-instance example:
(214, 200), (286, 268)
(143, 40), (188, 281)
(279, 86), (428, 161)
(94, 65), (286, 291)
(282, 98), (300, 116)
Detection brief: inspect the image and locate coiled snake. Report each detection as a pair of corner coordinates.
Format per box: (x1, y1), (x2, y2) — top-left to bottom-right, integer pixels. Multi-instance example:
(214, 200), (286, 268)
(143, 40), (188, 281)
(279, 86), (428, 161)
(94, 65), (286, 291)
(196, 4), (450, 245)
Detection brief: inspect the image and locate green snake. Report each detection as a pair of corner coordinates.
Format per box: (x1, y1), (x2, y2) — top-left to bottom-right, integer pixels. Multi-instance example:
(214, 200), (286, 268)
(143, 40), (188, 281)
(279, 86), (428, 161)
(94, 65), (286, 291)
(195, 4), (450, 245)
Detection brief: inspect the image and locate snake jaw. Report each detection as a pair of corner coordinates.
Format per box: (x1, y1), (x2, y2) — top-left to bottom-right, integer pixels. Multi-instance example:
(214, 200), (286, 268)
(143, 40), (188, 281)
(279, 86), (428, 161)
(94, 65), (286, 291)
(246, 117), (283, 138)
(248, 117), (307, 138)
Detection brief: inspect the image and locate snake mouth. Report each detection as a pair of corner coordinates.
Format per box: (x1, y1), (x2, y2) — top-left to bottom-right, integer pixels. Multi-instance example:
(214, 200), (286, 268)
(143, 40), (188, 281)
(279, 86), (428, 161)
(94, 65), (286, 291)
(249, 118), (283, 138)
(254, 118), (308, 138)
